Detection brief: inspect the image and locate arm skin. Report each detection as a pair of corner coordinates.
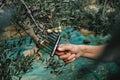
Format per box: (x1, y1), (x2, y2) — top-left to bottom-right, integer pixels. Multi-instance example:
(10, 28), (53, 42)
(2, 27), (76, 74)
(81, 45), (105, 59)
(55, 44), (106, 64)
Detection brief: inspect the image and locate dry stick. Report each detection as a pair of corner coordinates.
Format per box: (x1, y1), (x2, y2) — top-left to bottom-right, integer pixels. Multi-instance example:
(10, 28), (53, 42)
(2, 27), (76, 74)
(20, 0), (46, 48)
(20, 0), (42, 31)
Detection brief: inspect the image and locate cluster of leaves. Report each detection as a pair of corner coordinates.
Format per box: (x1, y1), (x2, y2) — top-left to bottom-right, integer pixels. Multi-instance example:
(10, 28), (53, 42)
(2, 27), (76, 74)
(1, 0), (120, 36)
(0, 39), (37, 80)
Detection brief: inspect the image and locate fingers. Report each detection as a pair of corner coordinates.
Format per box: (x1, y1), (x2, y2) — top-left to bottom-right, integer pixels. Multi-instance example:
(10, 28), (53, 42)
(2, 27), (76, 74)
(66, 54), (76, 61)
(59, 52), (71, 59)
(57, 44), (73, 51)
(65, 58), (76, 64)
(55, 44), (79, 64)
(55, 51), (65, 56)
(64, 54), (76, 63)
(58, 53), (76, 64)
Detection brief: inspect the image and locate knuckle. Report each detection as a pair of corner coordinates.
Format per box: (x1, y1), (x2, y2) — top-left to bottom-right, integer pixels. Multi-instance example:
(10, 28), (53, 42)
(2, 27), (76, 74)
(59, 44), (65, 47)
(59, 56), (63, 59)
(59, 55), (66, 59)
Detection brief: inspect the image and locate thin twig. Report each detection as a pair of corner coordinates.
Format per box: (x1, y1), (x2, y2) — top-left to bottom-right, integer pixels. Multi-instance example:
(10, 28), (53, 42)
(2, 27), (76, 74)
(20, 0), (42, 31)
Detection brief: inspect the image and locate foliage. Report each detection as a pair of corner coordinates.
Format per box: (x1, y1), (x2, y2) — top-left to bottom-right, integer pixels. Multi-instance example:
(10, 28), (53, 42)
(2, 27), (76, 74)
(0, 0), (120, 35)
(0, 39), (37, 80)
(0, 0), (120, 79)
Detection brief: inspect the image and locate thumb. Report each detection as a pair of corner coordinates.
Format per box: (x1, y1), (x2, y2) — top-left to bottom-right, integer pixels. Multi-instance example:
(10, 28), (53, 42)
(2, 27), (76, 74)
(57, 44), (73, 51)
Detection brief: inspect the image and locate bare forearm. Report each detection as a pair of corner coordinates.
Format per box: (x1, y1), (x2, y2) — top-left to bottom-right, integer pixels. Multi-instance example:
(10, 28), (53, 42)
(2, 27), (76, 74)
(81, 45), (106, 59)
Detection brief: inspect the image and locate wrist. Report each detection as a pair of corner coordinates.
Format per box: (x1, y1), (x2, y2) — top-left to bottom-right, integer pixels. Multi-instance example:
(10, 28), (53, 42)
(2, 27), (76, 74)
(78, 45), (88, 57)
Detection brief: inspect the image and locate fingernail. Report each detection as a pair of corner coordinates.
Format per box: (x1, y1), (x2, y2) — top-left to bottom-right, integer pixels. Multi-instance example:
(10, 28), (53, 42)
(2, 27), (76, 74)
(58, 47), (62, 51)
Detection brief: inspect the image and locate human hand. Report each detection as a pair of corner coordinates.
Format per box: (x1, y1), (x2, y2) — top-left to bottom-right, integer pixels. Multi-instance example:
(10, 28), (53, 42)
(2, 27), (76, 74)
(55, 44), (85, 64)
(56, 44), (105, 64)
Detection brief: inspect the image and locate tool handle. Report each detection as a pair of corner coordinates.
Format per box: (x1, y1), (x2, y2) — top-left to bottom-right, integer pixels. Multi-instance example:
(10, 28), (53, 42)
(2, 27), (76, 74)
(50, 35), (61, 57)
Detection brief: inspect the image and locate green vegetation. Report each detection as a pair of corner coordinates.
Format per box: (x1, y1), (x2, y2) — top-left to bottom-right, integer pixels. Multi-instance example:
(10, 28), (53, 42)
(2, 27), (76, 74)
(0, 0), (120, 80)
(1, 0), (120, 35)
